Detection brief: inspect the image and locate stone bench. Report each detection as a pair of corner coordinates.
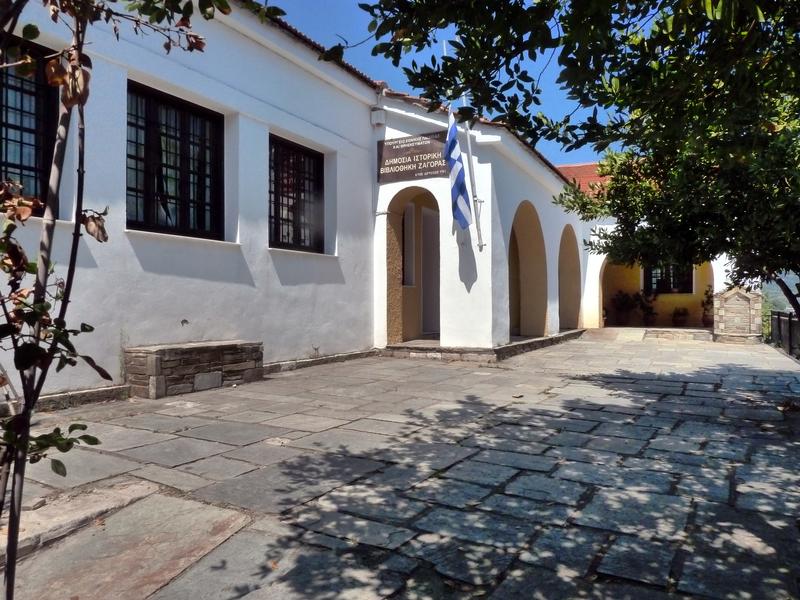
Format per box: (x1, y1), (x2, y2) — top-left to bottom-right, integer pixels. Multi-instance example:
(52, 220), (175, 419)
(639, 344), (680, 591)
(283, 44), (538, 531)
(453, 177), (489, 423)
(124, 340), (263, 399)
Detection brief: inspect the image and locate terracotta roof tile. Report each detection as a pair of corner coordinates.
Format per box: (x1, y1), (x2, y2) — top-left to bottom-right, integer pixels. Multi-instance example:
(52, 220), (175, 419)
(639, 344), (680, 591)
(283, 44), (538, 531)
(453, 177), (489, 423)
(556, 163), (607, 193)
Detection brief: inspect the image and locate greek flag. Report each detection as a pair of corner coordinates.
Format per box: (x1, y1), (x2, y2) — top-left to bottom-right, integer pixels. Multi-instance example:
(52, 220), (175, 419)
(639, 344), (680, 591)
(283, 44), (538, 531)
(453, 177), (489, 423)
(443, 111), (472, 230)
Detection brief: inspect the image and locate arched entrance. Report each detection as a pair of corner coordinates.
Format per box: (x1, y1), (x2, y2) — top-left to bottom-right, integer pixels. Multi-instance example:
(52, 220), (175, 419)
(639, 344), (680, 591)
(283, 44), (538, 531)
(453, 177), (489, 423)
(386, 187), (440, 344)
(509, 201), (547, 338)
(558, 225), (582, 330)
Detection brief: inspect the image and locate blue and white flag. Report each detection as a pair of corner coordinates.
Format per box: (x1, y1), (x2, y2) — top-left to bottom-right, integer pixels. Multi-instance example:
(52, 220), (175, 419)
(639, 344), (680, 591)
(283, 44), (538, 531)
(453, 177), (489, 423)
(443, 111), (472, 230)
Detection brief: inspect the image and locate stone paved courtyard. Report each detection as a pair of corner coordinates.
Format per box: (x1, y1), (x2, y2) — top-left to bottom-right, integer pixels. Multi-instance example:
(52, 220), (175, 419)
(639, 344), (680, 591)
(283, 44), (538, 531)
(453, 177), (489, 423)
(10, 330), (800, 599)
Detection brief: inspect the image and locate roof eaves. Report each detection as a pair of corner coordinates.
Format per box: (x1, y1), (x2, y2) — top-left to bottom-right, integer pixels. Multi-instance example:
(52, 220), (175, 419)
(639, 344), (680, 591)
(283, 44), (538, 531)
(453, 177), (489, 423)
(243, 10), (383, 92)
(384, 90), (569, 185)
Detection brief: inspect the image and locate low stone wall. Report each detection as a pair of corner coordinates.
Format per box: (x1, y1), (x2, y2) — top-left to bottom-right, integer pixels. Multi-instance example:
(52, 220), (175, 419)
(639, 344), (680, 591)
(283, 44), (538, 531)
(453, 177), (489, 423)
(124, 340), (263, 399)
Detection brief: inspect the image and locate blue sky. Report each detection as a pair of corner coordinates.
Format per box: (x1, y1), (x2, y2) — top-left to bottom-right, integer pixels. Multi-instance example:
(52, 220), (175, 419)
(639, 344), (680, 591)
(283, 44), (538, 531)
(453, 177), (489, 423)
(283, 1), (600, 166)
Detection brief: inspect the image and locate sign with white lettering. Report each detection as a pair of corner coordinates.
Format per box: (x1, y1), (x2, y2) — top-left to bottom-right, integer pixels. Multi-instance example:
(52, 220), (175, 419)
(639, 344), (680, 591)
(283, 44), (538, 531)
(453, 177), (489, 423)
(377, 131), (448, 184)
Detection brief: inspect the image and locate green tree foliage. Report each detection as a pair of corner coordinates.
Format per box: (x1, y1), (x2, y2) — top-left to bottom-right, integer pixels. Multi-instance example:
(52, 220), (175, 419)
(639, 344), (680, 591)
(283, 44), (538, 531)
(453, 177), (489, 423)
(357, 1), (800, 311)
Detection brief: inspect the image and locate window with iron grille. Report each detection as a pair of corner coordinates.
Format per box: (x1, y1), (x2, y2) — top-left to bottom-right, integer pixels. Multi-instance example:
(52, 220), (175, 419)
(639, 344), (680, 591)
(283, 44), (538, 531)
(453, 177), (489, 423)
(644, 264), (693, 294)
(0, 41), (58, 213)
(269, 135), (324, 253)
(126, 82), (223, 239)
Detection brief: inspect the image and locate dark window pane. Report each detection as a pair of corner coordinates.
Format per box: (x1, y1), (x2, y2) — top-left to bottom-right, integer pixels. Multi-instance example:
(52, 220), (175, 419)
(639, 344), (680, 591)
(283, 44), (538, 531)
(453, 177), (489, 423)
(126, 83), (223, 239)
(269, 135), (324, 253)
(645, 264), (693, 294)
(0, 40), (58, 213)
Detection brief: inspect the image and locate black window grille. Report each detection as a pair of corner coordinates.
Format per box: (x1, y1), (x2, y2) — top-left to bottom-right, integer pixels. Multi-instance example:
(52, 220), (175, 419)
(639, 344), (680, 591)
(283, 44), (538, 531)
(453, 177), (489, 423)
(126, 82), (224, 239)
(269, 135), (324, 253)
(644, 264), (693, 294)
(0, 41), (58, 212)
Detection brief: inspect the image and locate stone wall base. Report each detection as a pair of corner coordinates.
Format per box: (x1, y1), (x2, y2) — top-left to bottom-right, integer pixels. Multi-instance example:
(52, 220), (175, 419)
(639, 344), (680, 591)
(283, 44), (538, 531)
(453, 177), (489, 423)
(263, 349), (380, 374)
(713, 333), (762, 345)
(38, 385), (130, 412)
(382, 329), (585, 363)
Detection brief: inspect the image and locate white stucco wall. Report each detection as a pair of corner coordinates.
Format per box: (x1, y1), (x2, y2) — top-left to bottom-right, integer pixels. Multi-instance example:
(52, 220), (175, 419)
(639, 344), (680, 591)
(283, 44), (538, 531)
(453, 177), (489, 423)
(375, 102), (495, 349)
(12, 6), (380, 393)
(9, 7), (604, 395)
(483, 133), (587, 342)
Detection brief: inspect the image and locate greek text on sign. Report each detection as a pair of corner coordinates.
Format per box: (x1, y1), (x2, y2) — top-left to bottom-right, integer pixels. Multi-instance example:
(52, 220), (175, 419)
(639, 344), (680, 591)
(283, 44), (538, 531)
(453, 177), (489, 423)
(377, 131), (448, 184)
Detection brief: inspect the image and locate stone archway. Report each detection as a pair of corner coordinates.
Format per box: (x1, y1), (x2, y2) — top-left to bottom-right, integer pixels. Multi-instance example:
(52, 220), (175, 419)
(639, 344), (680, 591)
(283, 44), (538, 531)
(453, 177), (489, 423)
(386, 187), (440, 344)
(509, 201), (548, 337)
(558, 225), (582, 330)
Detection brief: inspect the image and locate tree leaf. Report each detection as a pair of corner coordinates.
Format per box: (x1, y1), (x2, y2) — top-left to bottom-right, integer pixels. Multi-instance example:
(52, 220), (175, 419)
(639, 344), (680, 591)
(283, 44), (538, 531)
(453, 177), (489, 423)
(21, 24), (39, 40)
(50, 458), (67, 477)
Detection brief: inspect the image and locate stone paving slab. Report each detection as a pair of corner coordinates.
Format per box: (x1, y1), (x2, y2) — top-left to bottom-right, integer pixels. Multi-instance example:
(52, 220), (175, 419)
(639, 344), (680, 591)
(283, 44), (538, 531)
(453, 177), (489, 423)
(18, 334), (800, 599)
(505, 473), (588, 506)
(299, 510), (416, 549)
(194, 454), (384, 513)
(414, 507), (536, 549)
(16, 494), (247, 600)
(479, 494), (572, 526)
(26, 448), (141, 489)
(406, 477), (491, 509)
(472, 449), (558, 472)
(573, 488), (691, 540)
(315, 484), (427, 522)
(75, 422), (176, 451)
(181, 421), (291, 445)
(442, 459), (518, 487)
(3, 478), (157, 562)
(519, 526), (608, 577)
(597, 535), (675, 586)
(150, 529), (404, 600)
(117, 437), (234, 467)
(402, 533), (515, 585)
(289, 429), (399, 456)
(108, 412), (212, 433)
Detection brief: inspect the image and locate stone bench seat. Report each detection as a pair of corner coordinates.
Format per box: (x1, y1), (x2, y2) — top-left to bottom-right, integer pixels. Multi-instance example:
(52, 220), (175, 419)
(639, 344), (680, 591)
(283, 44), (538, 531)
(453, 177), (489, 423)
(124, 340), (263, 399)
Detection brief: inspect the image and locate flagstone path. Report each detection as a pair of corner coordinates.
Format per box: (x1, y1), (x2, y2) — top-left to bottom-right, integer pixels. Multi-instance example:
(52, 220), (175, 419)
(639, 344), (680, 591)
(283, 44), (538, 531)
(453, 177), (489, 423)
(11, 330), (800, 599)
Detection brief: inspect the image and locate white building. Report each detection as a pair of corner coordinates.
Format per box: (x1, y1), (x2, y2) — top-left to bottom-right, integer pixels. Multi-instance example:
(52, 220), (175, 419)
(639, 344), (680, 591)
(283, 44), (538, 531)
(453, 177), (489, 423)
(2, 9), (724, 397)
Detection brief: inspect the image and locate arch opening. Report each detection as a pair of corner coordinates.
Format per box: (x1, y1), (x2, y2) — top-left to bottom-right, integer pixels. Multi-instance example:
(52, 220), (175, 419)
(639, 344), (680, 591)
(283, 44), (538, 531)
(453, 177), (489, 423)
(558, 225), (582, 330)
(508, 201), (548, 338)
(386, 187), (440, 344)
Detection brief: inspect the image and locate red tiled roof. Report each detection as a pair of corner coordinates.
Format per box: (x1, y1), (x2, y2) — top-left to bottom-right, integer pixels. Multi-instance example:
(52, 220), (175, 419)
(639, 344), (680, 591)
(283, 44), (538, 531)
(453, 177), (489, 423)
(556, 163), (607, 193)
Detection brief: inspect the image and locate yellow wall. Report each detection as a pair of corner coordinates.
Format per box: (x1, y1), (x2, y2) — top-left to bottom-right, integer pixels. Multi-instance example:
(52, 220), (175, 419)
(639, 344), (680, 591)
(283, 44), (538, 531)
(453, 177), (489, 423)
(387, 190), (438, 343)
(510, 202), (548, 337)
(602, 262), (714, 328)
(558, 226), (582, 330)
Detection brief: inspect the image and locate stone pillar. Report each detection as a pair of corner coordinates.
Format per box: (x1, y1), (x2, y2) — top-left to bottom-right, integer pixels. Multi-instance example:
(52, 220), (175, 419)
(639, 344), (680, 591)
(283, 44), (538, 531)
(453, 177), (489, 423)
(713, 288), (762, 344)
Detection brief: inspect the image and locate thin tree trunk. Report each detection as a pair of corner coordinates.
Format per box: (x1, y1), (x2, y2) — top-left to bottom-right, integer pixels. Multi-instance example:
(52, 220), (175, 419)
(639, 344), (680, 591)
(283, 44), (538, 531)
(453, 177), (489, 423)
(3, 413), (28, 600)
(774, 276), (800, 317)
(32, 102), (72, 322)
(3, 23), (84, 598)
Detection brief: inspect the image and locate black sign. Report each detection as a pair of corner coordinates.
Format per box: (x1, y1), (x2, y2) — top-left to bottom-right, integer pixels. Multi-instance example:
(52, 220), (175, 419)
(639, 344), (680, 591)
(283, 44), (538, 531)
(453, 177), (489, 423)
(377, 131), (448, 184)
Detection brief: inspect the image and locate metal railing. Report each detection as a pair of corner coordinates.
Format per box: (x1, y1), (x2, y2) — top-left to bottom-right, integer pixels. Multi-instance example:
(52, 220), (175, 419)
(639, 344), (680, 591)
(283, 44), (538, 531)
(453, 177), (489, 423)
(770, 311), (800, 357)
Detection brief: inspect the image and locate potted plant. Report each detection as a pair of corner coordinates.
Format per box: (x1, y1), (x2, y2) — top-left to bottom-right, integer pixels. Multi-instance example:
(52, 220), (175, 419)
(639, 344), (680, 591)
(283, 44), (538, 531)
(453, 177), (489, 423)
(701, 285), (714, 327)
(636, 291), (659, 326)
(611, 291), (637, 326)
(672, 307), (690, 327)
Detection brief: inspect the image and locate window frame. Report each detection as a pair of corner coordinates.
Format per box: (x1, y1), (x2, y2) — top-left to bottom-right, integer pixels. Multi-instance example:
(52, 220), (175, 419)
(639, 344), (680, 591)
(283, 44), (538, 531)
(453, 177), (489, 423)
(126, 81), (225, 240)
(0, 39), (59, 214)
(643, 264), (694, 294)
(268, 134), (325, 254)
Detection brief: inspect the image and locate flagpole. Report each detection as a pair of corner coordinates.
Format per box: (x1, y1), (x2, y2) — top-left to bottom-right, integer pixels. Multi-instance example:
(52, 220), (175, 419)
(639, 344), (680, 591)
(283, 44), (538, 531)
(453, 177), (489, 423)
(443, 41), (485, 251)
